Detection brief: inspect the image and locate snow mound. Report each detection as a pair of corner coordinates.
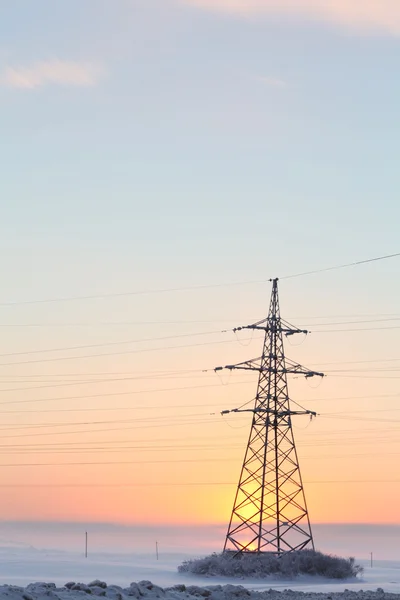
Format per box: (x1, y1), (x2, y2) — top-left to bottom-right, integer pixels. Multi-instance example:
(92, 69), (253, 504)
(0, 581), (397, 600)
(178, 552), (363, 580)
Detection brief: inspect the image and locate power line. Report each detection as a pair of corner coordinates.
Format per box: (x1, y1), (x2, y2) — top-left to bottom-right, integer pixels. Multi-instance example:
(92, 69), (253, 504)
(1, 427), (400, 449)
(300, 317), (400, 326)
(305, 480), (400, 484)
(0, 322), (397, 369)
(0, 402), (225, 415)
(0, 425), (391, 444)
(0, 357), (396, 377)
(281, 252), (400, 280)
(313, 325), (400, 333)
(0, 369), (201, 378)
(0, 379), (253, 407)
(297, 423), (400, 437)
(0, 442), (239, 451)
(0, 480), (396, 488)
(289, 313), (400, 320)
(0, 325), (396, 371)
(0, 330), (222, 359)
(0, 319), (240, 327)
(324, 406), (400, 416)
(0, 280), (266, 306)
(0, 336), (261, 368)
(309, 357), (400, 367)
(329, 374), (400, 379)
(305, 392), (400, 403)
(0, 252), (398, 307)
(0, 482), (236, 487)
(0, 447), (397, 459)
(0, 367), (393, 395)
(1, 436), (398, 451)
(0, 458), (236, 467)
(0, 433), (241, 448)
(0, 411), (213, 431)
(322, 414), (400, 424)
(322, 367), (400, 373)
(0, 385), (394, 411)
(0, 371), (225, 395)
(0, 417), (225, 440)
(0, 313), (399, 327)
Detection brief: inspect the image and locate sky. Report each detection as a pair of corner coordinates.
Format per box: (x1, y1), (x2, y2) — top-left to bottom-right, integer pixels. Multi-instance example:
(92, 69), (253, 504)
(0, 0), (399, 553)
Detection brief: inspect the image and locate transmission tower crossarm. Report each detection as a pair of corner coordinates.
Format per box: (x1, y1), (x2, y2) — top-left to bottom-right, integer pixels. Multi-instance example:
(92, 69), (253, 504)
(304, 371), (324, 378)
(215, 357), (261, 372)
(221, 407), (317, 418)
(288, 367), (324, 378)
(215, 358), (324, 378)
(233, 318), (309, 337)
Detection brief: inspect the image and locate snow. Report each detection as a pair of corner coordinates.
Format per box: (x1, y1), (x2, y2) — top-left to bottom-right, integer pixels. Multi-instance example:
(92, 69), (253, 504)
(0, 546), (399, 598)
(0, 574), (400, 600)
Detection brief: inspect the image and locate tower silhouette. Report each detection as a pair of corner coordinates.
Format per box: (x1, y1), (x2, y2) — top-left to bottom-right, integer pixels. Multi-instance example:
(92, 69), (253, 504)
(216, 278), (324, 555)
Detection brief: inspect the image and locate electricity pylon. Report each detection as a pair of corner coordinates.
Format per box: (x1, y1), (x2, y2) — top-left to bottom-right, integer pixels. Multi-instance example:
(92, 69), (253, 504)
(216, 278), (324, 555)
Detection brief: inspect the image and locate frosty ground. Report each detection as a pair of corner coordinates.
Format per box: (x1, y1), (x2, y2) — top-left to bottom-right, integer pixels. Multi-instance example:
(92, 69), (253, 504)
(0, 548), (400, 598)
(2, 578), (400, 600)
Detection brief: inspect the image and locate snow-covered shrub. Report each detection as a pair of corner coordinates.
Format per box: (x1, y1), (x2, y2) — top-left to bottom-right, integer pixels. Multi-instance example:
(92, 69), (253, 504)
(178, 550), (363, 580)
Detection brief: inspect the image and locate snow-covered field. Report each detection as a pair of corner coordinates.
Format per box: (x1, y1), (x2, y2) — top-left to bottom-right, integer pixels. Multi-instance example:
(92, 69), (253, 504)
(0, 547), (399, 598)
(0, 524), (399, 597)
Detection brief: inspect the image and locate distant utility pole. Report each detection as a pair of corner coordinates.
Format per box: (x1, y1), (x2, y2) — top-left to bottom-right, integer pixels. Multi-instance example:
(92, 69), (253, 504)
(216, 278), (324, 556)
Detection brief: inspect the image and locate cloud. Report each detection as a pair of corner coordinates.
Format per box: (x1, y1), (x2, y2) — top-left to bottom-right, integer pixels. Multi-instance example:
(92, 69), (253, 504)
(0, 60), (103, 90)
(180, 0), (400, 35)
(254, 75), (287, 88)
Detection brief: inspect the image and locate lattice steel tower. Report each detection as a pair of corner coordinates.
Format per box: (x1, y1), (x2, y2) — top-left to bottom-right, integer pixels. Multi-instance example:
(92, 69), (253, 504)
(216, 278), (324, 555)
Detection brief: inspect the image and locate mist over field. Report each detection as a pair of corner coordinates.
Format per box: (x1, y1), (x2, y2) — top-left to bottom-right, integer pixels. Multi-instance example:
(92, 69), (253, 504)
(0, 522), (399, 561)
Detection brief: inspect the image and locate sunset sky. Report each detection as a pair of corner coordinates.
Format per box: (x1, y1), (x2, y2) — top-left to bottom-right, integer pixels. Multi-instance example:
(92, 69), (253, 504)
(0, 0), (399, 545)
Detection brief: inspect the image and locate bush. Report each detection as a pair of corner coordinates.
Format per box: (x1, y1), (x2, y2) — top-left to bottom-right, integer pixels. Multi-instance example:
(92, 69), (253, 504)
(178, 550), (363, 580)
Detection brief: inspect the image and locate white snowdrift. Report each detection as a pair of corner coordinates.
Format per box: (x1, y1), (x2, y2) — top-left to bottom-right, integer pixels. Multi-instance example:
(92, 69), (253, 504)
(0, 580), (397, 600)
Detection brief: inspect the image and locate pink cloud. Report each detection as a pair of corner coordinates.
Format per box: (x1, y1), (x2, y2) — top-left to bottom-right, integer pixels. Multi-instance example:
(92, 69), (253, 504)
(0, 60), (103, 89)
(180, 0), (400, 35)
